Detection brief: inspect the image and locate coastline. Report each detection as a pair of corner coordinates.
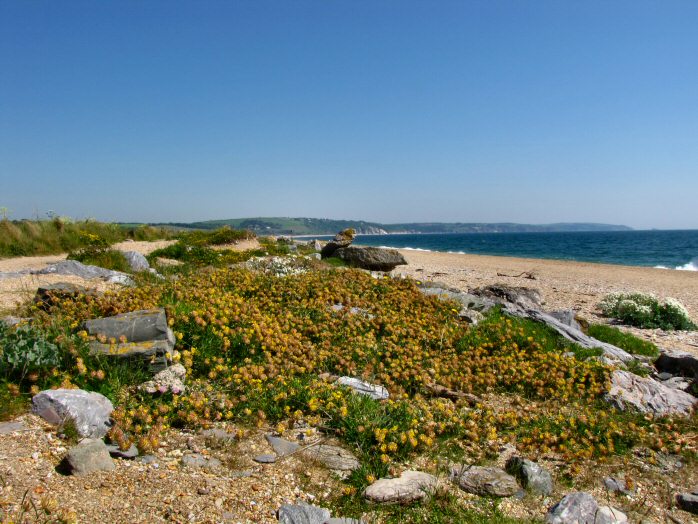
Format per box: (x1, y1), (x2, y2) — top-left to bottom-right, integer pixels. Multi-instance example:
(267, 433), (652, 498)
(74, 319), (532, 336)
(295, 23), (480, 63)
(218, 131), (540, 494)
(392, 248), (698, 355)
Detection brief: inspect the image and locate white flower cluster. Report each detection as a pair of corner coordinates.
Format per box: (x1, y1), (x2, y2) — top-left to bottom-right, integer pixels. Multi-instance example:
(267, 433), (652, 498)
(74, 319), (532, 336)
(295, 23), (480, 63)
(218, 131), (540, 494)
(243, 255), (313, 277)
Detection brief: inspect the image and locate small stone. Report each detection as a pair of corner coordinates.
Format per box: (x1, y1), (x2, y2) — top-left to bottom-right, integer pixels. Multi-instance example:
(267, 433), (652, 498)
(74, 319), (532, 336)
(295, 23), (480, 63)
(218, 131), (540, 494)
(201, 428), (238, 443)
(505, 457), (553, 495)
(197, 487), (210, 495)
(301, 444), (360, 472)
(364, 470), (437, 503)
(546, 492), (599, 524)
(265, 434), (300, 457)
(450, 465), (519, 497)
(603, 477), (633, 495)
(677, 492), (698, 514)
(253, 454), (277, 464)
(595, 506), (628, 523)
(0, 421), (25, 434)
(136, 454), (157, 464)
(277, 503), (331, 524)
(181, 453), (221, 470)
(63, 439), (116, 476)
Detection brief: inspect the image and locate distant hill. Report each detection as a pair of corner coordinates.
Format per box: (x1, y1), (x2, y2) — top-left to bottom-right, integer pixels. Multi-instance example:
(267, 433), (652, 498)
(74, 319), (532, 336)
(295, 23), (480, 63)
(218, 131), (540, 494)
(151, 217), (632, 236)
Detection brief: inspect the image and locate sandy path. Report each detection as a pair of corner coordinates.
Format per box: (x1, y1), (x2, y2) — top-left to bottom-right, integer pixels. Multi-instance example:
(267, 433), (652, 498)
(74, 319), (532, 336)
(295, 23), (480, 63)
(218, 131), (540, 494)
(394, 249), (698, 354)
(0, 240), (177, 313)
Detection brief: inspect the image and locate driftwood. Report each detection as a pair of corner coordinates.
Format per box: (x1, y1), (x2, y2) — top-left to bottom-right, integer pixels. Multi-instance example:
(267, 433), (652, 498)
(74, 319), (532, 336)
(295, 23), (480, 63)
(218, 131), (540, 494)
(426, 383), (482, 405)
(496, 271), (537, 280)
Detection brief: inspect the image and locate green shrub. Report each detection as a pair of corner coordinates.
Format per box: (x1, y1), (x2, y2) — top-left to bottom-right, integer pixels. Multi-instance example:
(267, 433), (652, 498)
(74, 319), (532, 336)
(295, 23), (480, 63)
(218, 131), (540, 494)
(0, 323), (61, 383)
(598, 292), (696, 330)
(587, 324), (659, 357)
(67, 232), (130, 272)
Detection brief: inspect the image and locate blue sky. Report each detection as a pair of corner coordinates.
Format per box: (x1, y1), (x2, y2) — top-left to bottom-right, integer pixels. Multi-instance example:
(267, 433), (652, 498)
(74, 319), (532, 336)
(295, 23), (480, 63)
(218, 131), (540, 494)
(1, 1), (697, 229)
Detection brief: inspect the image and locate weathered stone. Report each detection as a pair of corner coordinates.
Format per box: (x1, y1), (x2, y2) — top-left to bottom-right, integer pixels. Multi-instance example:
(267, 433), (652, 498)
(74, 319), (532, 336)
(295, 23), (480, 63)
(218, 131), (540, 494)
(450, 465), (519, 497)
(655, 350), (698, 379)
(253, 454), (277, 464)
(320, 229), (355, 258)
(595, 506), (628, 523)
(106, 443), (139, 459)
(546, 492), (599, 524)
(661, 376), (692, 392)
(33, 260), (133, 285)
(63, 439), (115, 476)
(84, 308), (175, 359)
(605, 370), (697, 417)
(301, 444), (360, 471)
(201, 428), (238, 443)
(505, 457), (553, 495)
(676, 491), (698, 514)
(120, 251), (150, 272)
(0, 421), (25, 434)
(266, 434), (300, 457)
(364, 470), (437, 503)
(473, 285), (543, 310)
(603, 476), (634, 495)
(32, 389), (113, 438)
(139, 363), (186, 394)
(333, 246), (407, 272)
(549, 310), (582, 331)
(336, 377), (389, 400)
(181, 453), (221, 470)
(277, 503), (331, 524)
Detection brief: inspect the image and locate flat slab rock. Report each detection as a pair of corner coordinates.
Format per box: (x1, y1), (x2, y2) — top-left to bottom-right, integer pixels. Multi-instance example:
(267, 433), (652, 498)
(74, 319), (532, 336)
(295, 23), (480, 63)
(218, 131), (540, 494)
(63, 439), (116, 476)
(277, 503), (331, 524)
(301, 444), (360, 471)
(266, 434), (300, 457)
(450, 465), (520, 497)
(33, 260), (132, 285)
(181, 453), (221, 470)
(364, 470), (437, 503)
(32, 388), (113, 438)
(606, 370), (697, 417)
(336, 377), (389, 400)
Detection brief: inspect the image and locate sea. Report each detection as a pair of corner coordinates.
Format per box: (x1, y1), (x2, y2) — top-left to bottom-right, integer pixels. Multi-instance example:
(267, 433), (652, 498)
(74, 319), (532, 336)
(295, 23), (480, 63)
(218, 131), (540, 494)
(309, 230), (698, 271)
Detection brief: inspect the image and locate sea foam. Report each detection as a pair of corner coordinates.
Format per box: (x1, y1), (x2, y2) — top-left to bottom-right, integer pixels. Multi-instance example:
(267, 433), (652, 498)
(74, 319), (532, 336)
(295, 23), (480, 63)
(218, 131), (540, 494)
(676, 257), (698, 271)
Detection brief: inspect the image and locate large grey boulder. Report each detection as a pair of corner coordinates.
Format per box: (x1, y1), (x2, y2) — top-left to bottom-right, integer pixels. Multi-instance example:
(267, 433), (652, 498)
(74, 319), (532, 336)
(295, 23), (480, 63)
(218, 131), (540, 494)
(364, 471), (437, 503)
(63, 439), (115, 476)
(450, 465), (520, 497)
(278, 503), (331, 524)
(84, 308), (175, 361)
(655, 350), (698, 379)
(606, 370), (697, 417)
(337, 377), (389, 400)
(32, 389), (113, 438)
(320, 229), (355, 258)
(333, 247), (407, 272)
(505, 457), (553, 495)
(546, 492), (598, 524)
(33, 260), (133, 285)
(301, 444), (360, 472)
(120, 251), (150, 272)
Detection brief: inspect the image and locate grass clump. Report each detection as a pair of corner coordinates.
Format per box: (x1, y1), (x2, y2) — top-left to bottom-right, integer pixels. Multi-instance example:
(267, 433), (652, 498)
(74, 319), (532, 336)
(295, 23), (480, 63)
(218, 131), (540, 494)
(0, 218), (172, 258)
(587, 324), (659, 357)
(599, 292), (696, 331)
(66, 232), (130, 272)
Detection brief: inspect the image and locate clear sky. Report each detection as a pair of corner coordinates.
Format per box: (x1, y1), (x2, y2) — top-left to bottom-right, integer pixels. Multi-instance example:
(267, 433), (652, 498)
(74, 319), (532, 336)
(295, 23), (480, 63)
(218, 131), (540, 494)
(1, 1), (697, 229)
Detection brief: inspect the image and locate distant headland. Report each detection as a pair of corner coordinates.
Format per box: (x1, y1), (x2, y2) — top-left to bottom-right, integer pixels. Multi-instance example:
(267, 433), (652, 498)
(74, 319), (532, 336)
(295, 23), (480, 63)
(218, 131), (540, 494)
(141, 217), (632, 236)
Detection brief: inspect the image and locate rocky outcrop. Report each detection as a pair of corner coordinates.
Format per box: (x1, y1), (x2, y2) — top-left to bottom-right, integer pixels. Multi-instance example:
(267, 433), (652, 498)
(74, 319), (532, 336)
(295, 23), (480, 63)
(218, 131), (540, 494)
(138, 363), (186, 394)
(655, 350), (698, 378)
(605, 370), (697, 417)
(363, 471), (437, 503)
(32, 388), (113, 438)
(33, 260), (132, 285)
(320, 229), (356, 258)
(450, 465), (520, 497)
(84, 309), (175, 366)
(334, 247), (407, 272)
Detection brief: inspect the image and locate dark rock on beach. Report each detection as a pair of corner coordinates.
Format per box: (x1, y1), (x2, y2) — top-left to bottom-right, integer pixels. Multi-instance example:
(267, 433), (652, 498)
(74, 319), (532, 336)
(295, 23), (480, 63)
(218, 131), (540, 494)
(320, 229), (356, 258)
(334, 246), (407, 271)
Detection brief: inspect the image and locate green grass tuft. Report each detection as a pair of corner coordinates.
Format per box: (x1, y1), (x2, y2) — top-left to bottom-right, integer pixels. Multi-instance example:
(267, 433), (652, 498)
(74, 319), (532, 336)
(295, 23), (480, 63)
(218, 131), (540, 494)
(587, 324), (659, 357)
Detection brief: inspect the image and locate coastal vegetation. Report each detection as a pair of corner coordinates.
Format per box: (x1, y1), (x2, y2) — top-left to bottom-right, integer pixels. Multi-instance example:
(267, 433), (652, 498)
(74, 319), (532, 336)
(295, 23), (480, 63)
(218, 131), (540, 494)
(0, 218), (172, 258)
(599, 292), (697, 331)
(586, 324), (660, 357)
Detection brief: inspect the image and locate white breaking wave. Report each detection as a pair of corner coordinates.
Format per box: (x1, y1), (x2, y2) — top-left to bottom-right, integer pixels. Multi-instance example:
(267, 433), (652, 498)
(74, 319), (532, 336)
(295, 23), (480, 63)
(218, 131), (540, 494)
(380, 246), (433, 252)
(654, 257), (697, 271)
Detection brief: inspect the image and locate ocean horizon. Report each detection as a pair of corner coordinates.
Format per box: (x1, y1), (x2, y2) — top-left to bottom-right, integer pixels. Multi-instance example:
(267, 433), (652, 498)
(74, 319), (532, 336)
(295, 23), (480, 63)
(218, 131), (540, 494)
(300, 230), (698, 271)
